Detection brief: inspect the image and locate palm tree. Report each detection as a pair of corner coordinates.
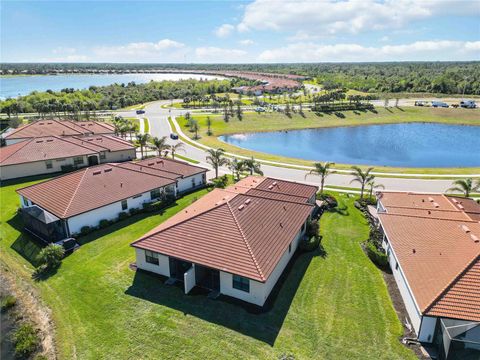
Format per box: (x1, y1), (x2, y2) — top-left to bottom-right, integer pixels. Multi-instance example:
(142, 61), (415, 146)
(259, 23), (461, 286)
(169, 142), (185, 160)
(206, 116), (212, 136)
(243, 157), (263, 176)
(206, 148), (229, 178)
(367, 180), (385, 199)
(447, 178), (480, 198)
(135, 133), (150, 159)
(305, 162), (336, 194)
(350, 166), (375, 199)
(229, 158), (245, 181)
(150, 136), (169, 156)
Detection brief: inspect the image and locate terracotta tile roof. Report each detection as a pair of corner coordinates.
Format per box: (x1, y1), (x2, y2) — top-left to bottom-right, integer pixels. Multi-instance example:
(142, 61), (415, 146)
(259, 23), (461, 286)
(132, 176), (317, 281)
(136, 156), (207, 178)
(4, 120), (114, 140)
(17, 163), (175, 218)
(378, 191), (480, 322)
(0, 135), (134, 166)
(234, 176), (317, 201)
(446, 196), (480, 222)
(425, 256), (480, 322)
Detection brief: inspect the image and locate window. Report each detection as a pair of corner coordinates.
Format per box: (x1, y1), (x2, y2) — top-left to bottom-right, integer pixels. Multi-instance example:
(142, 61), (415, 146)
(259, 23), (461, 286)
(45, 160), (53, 169)
(289, 243), (292, 253)
(23, 197), (29, 207)
(150, 188), (161, 200)
(192, 177), (196, 187)
(202, 173), (206, 183)
(121, 200), (128, 210)
(73, 156), (84, 165)
(395, 262), (399, 271)
(232, 275), (250, 292)
(99, 152), (106, 160)
(145, 250), (159, 265)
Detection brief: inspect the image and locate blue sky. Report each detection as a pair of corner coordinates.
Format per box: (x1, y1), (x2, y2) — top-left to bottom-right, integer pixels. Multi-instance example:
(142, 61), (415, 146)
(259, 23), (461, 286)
(1, 0), (479, 63)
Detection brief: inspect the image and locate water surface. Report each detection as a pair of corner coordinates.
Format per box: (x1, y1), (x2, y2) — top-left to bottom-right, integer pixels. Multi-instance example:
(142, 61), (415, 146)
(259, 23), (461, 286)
(219, 123), (480, 168)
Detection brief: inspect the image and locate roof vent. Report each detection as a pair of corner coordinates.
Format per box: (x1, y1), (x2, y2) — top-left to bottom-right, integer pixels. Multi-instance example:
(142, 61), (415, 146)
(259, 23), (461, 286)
(268, 185), (273, 190)
(238, 204), (245, 210)
(245, 199), (251, 205)
(461, 225), (471, 233)
(272, 181), (277, 186)
(412, 249), (416, 254)
(46, 139), (53, 142)
(120, 182), (123, 187)
(148, 162), (154, 166)
(458, 204), (464, 210)
(104, 168), (112, 173)
(93, 171), (101, 175)
(471, 234), (479, 243)
(428, 197), (434, 202)
(279, 222), (283, 228)
(433, 202), (440, 208)
(427, 210), (431, 215)
(452, 198), (459, 204)
(35, 140), (43, 143)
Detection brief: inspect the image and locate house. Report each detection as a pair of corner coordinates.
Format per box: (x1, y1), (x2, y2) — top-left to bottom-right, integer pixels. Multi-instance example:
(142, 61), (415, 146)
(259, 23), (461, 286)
(376, 192), (480, 359)
(0, 135), (136, 181)
(16, 158), (208, 240)
(3, 120), (115, 145)
(132, 176), (318, 307)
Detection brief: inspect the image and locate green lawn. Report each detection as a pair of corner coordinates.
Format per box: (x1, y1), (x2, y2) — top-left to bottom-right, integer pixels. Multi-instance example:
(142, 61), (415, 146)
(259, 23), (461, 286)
(1, 178), (415, 359)
(177, 107), (480, 174)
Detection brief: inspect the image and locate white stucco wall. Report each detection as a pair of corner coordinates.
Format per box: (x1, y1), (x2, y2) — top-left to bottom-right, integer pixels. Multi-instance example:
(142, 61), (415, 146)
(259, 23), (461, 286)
(135, 248), (170, 276)
(103, 149), (136, 163)
(0, 156), (87, 181)
(176, 173), (206, 194)
(67, 188), (160, 235)
(419, 316), (437, 343)
(5, 138), (24, 146)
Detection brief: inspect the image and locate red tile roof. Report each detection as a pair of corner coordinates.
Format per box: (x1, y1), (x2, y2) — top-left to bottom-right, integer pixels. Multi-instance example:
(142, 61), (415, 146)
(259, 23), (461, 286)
(378, 191), (480, 322)
(132, 176), (317, 282)
(135, 156), (207, 178)
(17, 163), (175, 218)
(4, 120), (114, 140)
(0, 135), (133, 166)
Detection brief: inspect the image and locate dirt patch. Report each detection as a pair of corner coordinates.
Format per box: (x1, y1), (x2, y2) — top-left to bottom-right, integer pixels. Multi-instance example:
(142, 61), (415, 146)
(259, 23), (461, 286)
(0, 263), (57, 359)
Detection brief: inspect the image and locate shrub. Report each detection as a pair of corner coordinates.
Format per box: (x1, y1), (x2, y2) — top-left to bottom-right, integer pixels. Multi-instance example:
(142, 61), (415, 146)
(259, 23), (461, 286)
(300, 235), (322, 252)
(142, 200), (165, 213)
(128, 207), (140, 216)
(317, 193), (337, 208)
(305, 219), (319, 238)
(365, 242), (388, 268)
(12, 323), (39, 358)
(37, 244), (64, 269)
(211, 175), (229, 189)
(80, 226), (92, 236)
(1, 294), (16, 312)
(98, 219), (111, 228)
(117, 211), (129, 220)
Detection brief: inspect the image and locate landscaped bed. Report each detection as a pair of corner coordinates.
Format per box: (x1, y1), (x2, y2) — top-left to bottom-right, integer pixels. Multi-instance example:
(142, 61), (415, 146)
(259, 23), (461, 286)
(175, 107), (480, 175)
(1, 177), (416, 359)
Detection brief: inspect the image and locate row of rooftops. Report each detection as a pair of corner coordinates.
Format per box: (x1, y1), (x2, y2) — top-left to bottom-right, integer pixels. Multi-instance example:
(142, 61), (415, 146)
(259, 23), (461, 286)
(132, 177), (318, 282)
(3, 120), (115, 140)
(17, 157), (208, 219)
(0, 135), (134, 166)
(377, 191), (480, 323)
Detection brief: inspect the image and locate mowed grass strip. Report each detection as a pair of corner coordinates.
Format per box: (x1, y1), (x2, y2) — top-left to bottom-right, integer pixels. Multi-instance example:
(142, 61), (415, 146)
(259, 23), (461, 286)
(177, 107), (480, 174)
(1, 178), (415, 359)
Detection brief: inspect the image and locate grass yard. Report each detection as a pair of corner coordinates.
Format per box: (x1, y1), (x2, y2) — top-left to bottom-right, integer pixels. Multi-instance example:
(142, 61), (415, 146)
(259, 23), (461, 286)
(0, 178), (416, 359)
(177, 107), (480, 174)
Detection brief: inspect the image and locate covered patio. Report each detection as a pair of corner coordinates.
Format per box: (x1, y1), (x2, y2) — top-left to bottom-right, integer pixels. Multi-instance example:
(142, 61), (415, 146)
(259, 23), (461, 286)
(21, 205), (67, 243)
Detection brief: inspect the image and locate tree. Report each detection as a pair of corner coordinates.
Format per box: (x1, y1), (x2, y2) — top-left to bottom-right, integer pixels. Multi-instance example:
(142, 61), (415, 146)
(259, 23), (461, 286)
(169, 142), (185, 160)
(367, 180), (385, 199)
(135, 133), (150, 159)
(150, 136), (169, 156)
(447, 178), (480, 198)
(206, 148), (229, 178)
(37, 244), (64, 269)
(350, 166), (375, 199)
(191, 120), (200, 140)
(236, 103), (243, 121)
(243, 156), (263, 176)
(305, 162), (336, 194)
(229, 158), (245, 181)
(206, 116), (213, 136)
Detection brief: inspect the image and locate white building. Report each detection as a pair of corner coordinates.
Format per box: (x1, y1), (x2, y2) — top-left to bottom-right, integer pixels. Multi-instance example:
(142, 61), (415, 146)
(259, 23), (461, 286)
(376, 192), (480, 359)
(132, 177), (318, 307)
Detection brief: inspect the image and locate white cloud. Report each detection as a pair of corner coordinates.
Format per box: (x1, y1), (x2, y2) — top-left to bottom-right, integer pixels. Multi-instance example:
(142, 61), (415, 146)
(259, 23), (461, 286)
(195, 47), (247, 62)
(42, 47), (89, 62)
(380, 36), (390, 42)
(258, 40), (480, 62)
(239, 39), (255, 46)
(238, 0), (477, 35)
(214, 24), (235, 38)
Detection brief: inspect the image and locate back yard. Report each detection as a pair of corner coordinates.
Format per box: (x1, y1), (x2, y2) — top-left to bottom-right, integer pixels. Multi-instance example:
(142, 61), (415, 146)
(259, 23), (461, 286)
(0, 177), (416, 359)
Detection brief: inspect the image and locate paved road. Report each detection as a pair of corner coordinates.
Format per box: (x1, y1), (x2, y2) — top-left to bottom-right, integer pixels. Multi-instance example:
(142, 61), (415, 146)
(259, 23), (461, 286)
(116, 101), (472, 194)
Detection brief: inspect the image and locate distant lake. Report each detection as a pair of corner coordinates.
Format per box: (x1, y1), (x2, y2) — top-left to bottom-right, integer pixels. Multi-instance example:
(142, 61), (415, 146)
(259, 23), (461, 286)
(219, 123), (480, 168)
(0, 73), (224, 99)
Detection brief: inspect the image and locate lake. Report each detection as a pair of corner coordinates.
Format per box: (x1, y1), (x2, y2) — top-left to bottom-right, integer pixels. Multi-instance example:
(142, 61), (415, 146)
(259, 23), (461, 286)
(0, 73), (224, 99)
(219, 123), (480, 168)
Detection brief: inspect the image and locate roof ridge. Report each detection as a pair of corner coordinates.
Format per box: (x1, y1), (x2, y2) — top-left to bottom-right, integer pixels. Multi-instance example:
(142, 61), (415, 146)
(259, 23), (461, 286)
(147, 156), (207, 171)
(113, 162), (177, 182)
(63, 167), (90, 217)
(54, 120), (87, 135)
(265, 177), (318, 190)
(102, 134), (133, 146)
(240, 191), (314, 207)
(226, 201), (265, 281)
(0, 138), (32, 163)
(92, 121), (115, 131)
(58, 136), (102, 153)
(4, 121), (36, 138)
(385, 204), (463, 213)
(424, 254), (480, 313)
(379, 212), (478, 223)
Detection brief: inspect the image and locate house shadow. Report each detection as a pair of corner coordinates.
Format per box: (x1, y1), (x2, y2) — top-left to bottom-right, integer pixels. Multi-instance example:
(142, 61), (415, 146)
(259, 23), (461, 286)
(8, 213), (43, 267)
(125, 249), (320, 346)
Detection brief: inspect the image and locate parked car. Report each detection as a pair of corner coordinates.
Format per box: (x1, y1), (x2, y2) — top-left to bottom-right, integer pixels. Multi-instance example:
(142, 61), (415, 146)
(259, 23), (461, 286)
(255, 107), (266, 112)
(459, 100), (477, 108)
(54, 238), (80, 254)
(432, 101), (449, 108)
(414, 100), (428, 107)
(136, 109), (146, 114)
(170, 132), (179, 140)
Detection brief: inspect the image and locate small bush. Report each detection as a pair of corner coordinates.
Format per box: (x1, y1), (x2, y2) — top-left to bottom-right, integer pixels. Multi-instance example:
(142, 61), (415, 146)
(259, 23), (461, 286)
(317, 193), (338, 208)
(117, 211), (129, 220)
(365, 242), (388, 268)
(300, 235), (322, 252)
(80, 226), (92, 236)
(211, 175), (229, 189)
(142, 200), (165, 213)
(12, 323), (39, 358)
(128, 207), (140, 216)
(1, 294), (16, 312)
(305, 219), (319, 238)
(98, 219), (111, 228)
(37, 244), (64, 269)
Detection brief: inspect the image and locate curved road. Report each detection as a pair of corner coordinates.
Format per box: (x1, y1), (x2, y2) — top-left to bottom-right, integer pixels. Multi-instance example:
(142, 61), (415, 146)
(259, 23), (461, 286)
(117, 101), (474, 194)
